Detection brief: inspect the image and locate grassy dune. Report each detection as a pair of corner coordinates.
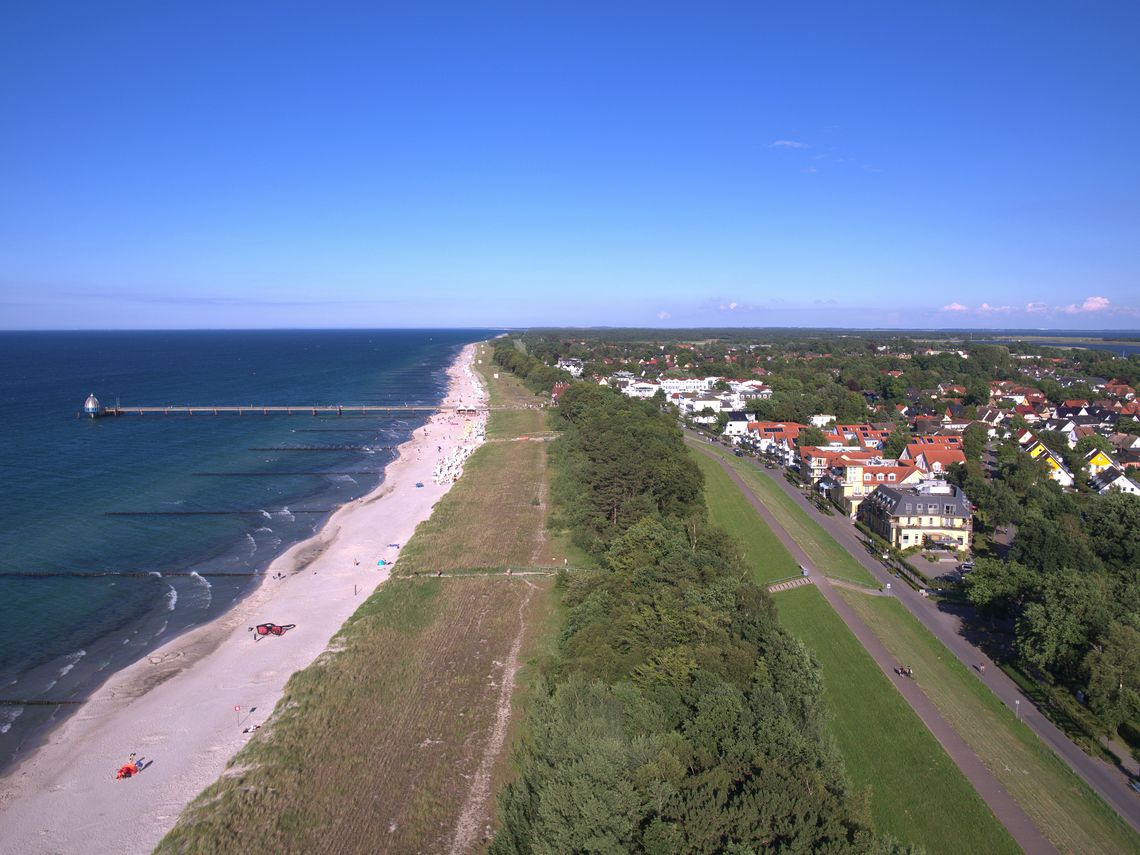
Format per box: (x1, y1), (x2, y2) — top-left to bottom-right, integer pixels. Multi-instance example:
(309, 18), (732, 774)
(695, 451), (1017, 854)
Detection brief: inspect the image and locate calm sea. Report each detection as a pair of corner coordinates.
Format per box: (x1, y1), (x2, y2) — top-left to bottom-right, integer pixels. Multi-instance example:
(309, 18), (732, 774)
(0, 329), (491, 770)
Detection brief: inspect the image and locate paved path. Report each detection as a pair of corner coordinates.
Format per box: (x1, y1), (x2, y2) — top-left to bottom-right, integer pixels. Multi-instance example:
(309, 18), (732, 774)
(715, 443), (1140, 836)
(692, 441), (1058, 854)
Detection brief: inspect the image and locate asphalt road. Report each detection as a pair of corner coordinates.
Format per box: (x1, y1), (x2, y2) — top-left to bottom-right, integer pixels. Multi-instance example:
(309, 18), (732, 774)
(697, 437), (1140, 835)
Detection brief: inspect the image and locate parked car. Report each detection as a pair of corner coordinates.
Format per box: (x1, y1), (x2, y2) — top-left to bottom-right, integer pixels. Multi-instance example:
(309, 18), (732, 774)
(1129, 777), (1140, 795)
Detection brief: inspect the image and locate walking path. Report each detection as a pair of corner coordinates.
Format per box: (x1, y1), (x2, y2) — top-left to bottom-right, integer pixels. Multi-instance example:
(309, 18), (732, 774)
(726, 444), (1140, 836)
(692, 442), (1057, 855)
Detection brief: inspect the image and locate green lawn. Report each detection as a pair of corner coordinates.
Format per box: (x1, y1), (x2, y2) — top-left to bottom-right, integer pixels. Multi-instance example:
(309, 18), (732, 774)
(693, 452), (799, 584)
(695, 443), (877, 587)
(778, 587), (1018, 855)
(697, 448), (1017, 855)
(839, 592), (1140, 855)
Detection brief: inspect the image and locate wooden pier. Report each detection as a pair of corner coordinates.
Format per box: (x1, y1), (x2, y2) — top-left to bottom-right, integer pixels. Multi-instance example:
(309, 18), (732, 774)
(86, 404), (487, 418)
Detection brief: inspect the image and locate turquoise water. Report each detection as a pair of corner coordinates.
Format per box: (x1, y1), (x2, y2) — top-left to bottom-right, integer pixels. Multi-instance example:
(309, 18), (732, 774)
(0, 329), (490, 768)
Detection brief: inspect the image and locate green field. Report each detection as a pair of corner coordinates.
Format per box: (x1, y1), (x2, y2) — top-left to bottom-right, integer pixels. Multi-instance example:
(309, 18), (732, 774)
(839, 592), (1140, 855)
(693, 452), (799, 584)
(696, 443), (877, 587)
(778, 587), (1018, 854)
(696, 450), (1017, 854)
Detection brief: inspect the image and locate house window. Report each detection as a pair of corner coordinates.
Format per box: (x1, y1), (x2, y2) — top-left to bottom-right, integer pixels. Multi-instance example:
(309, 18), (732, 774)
(888, 473), (896, 481)
(944, 505), (954, 515)
(902, 534), (910, 543)
(927, 504), (937, 513)
(864, 473), (872, 481)
(904, 503), (912, 513)
(877, 473), (884, 481)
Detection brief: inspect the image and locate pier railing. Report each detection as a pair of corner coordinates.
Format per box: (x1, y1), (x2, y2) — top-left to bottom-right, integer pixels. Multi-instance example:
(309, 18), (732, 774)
(88, 404), (489, 417)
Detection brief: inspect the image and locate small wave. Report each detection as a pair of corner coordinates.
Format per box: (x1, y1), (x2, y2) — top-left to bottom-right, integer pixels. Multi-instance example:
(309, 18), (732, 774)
(149, 571), (163, 578)
(165, 584), (178, 611)
(245, 533), (257, 554)
(0, 706), (24, 734)
(276, 506), (295, 522)
(59, 649), (86, 677)
(259, 509), (272, 520)
(43, 679), (57, 692)
(190, 571), (213, 608)
(330, 474), (358, 484)
(154, 620), (168, 637)
(255, 526), (273, 533)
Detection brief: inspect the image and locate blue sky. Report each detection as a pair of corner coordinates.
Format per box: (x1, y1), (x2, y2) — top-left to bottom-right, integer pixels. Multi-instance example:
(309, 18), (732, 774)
(2, 2), (1138, 330)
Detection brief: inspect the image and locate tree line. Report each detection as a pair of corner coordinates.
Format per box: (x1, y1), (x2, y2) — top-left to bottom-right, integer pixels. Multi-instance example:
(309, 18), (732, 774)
(491, 381), (912, 854)
(492, 338), (572, 394)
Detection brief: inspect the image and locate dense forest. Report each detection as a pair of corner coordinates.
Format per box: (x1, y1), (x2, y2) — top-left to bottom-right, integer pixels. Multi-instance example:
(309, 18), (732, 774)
(490, 381), (912, 854)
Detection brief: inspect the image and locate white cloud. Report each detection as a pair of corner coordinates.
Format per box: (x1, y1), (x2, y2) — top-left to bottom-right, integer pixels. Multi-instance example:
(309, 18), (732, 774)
(977, 303), (1015, 314)
(770, 139), (807, 149)
(1062, 296), (1110, 313)
(656, 310), (671, 320)
(941, 302), (969, 312)
(1080, 295), (1110, 312)
(1025, 302), (1049, 313)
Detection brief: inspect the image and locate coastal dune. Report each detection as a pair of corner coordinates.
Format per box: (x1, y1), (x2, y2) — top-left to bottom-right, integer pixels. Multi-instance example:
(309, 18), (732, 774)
(0, 344), (487, 855)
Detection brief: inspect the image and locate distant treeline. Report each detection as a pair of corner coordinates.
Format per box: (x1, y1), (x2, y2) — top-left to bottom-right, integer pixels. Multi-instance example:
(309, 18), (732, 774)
(491, 382), (910, 854)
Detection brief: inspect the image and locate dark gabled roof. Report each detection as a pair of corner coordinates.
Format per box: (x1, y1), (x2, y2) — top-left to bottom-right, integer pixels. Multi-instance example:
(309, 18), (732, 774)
(863, 483), (972, 519)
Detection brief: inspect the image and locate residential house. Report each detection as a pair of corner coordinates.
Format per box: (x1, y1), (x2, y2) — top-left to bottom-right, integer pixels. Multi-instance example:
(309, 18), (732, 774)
(1083, 447), (1115, 476)
(799, 446), (879, 483)
(556, 358), (584, 377)
(1023, 437), (1076, 487)
(1088, 465), (1140, 495)
(1104, 380), (1136, 400)
(744, 422), (807, 466)
(827, 459), (922, 518)
(899, 443), (967, 475)
(859, 480), (973, 552)
(622, 379), (661, 400)
(723, 411), (758, 438)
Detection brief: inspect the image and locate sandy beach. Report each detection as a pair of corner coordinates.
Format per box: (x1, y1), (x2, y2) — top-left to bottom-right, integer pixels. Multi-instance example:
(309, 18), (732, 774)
(0, 344), (487, 855)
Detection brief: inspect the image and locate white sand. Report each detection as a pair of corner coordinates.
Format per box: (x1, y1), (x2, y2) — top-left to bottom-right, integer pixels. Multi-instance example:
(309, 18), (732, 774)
(0, 344), (487, 855)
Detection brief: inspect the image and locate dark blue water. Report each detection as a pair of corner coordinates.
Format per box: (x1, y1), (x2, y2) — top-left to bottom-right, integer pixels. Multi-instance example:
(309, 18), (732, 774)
(0, 329), (490, 768)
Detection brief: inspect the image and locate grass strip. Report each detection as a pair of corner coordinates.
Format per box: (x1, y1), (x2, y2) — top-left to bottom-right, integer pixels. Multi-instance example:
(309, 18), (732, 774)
(692, 452), (799, 584)
(698, 451), (1017, 854)
(839, 591), (1140, 855)
(697, 443), (877, 587)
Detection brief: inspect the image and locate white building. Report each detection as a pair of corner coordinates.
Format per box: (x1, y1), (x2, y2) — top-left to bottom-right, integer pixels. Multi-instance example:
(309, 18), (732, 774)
(659, 376), (721, 395)
(556, 358), (584, 377)
(622, 380), (661, 399)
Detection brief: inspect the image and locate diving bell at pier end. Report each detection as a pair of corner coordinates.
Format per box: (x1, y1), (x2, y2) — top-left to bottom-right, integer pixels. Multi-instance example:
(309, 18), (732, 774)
(83, 393), (103, 418)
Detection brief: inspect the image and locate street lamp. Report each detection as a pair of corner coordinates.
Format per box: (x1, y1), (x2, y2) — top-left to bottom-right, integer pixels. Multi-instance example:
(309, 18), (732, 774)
(1015, 699), (1020, 721)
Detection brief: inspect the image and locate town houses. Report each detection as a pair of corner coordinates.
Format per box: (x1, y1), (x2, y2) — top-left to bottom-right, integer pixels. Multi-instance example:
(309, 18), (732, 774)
(544, 335), (1140, 526)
